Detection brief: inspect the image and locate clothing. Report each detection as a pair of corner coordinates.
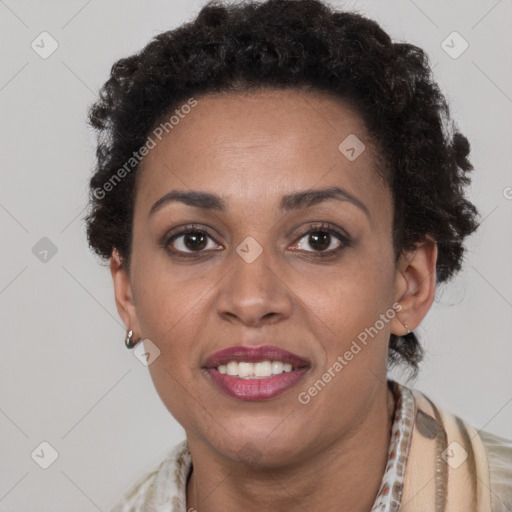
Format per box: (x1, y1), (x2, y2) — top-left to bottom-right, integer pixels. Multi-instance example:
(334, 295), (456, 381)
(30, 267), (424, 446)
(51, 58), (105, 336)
(111, 380), (512, 511)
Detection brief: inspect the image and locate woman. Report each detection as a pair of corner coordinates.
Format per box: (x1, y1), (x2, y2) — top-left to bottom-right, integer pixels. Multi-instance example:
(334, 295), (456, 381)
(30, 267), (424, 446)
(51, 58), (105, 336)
(85, 0), (512, 510)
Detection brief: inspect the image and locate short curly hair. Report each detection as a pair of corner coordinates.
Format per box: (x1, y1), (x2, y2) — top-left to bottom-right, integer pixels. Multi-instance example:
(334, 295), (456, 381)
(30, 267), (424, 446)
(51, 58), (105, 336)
(84, 0), (480, 373)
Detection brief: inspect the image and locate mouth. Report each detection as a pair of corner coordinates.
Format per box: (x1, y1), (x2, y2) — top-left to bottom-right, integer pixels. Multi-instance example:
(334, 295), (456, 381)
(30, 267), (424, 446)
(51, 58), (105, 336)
(202, 345), (310, 401)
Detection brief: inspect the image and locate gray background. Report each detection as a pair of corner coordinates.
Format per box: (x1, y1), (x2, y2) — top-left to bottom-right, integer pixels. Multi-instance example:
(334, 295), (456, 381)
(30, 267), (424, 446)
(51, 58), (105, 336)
(0, 0), (511, 510)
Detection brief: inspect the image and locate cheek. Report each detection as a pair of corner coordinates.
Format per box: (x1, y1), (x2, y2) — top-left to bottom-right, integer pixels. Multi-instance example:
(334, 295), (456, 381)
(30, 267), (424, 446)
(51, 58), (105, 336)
(132, 252), (203, 335)
(136, 275), (207, 425)
(293, 257), (395, 380)
(298, 256), (393, 330)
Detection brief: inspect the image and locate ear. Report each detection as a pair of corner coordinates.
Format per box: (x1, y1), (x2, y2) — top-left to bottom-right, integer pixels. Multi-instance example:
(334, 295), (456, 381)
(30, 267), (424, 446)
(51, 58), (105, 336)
(391, 236), (438, 336)
(110, 249), (141, 338)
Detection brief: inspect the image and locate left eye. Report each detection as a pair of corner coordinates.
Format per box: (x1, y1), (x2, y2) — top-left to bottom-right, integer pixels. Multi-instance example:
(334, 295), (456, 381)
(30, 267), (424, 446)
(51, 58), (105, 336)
(293, 229), (346, 253)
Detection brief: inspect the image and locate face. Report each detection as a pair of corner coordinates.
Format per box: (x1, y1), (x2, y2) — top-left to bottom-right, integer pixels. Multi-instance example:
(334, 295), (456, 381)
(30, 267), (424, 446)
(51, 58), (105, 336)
(111, 88), (435, 468)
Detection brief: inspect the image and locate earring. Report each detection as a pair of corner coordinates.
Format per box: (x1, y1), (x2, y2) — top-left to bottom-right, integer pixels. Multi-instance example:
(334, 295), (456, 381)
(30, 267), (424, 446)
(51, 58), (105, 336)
(398, 315), (411, 335)
(125, 329), (140, 349)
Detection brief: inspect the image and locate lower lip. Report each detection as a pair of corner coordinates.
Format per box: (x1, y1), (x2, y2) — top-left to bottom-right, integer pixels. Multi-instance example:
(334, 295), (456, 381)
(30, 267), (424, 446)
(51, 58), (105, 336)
(205, 368), (309, 401)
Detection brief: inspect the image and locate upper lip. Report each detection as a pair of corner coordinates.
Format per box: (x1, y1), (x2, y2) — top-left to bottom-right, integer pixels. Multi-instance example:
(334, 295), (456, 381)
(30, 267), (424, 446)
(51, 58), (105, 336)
(203, 345), (310, 369)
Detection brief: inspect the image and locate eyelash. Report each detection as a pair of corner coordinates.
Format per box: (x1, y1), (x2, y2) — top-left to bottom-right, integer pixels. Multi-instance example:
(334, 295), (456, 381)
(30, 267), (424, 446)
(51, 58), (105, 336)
(161, 222), (351, 260)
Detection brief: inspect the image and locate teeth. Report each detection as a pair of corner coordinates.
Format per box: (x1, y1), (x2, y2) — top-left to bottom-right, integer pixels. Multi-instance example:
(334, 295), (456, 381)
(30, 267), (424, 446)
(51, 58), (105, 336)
(238, 362), (253, 378)
(216, 360), (296, 378)
(254, 361), (272, 377)
(226, 361), (238, 376)
(271, 361), (283, 374)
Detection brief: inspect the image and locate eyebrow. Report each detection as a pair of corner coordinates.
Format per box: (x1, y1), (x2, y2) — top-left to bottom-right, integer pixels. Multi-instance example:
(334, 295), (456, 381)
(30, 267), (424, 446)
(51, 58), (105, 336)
(148, 186), (370, 219)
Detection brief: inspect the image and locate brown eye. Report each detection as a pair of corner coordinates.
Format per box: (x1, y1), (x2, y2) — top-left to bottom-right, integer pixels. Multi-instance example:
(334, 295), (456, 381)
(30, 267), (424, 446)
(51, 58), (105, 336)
(296, 229), (342, 252)
(182, 232), (207, 251)
(289, 223), (351, 257)
(167, 229), (220, 254)
(308, 231), (331, 251)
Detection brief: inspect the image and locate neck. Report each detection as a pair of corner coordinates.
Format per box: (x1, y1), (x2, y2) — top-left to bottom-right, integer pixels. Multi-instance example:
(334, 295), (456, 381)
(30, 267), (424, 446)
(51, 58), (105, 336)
(186, 383), (395, 512)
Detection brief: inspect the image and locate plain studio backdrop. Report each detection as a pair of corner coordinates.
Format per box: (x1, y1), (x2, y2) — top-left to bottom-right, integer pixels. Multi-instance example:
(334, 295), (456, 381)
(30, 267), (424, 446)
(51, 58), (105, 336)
(0, 0), (511, 510)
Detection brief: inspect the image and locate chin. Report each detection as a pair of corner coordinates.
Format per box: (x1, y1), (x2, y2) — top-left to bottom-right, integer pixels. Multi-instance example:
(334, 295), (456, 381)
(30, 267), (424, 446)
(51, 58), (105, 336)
(202, 416), (308, 467)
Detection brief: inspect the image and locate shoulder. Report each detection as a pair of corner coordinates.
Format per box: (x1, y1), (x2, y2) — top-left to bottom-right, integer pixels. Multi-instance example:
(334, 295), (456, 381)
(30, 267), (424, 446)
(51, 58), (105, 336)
(405, 383), (512, 511)
(479, 429), (512, 511)
(110, 440), (191, 512)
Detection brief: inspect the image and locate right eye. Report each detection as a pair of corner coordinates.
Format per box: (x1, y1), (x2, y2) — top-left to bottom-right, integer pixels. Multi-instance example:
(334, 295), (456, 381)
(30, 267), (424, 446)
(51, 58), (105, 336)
(165, 225), (223, 257)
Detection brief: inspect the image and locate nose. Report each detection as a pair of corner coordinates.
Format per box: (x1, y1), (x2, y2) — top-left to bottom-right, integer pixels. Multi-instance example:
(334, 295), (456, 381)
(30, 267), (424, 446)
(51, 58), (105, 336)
(215, 245), (293, 327)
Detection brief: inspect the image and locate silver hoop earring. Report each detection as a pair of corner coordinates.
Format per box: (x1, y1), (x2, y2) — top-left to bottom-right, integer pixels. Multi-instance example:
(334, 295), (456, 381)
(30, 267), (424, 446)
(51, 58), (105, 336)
(125, 329), (140, 349)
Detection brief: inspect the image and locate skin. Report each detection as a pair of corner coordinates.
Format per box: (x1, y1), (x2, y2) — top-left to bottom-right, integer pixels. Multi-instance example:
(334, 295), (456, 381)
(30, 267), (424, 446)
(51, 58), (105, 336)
(110, 88), (437, 512)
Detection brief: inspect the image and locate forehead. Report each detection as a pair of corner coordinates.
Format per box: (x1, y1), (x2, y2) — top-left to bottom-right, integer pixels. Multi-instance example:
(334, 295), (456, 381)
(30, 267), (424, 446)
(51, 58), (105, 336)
(135, 88), (389, 222)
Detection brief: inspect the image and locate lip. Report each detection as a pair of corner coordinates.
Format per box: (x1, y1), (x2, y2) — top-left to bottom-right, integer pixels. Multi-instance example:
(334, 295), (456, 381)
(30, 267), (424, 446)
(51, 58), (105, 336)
(203, 345), (310, 401)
